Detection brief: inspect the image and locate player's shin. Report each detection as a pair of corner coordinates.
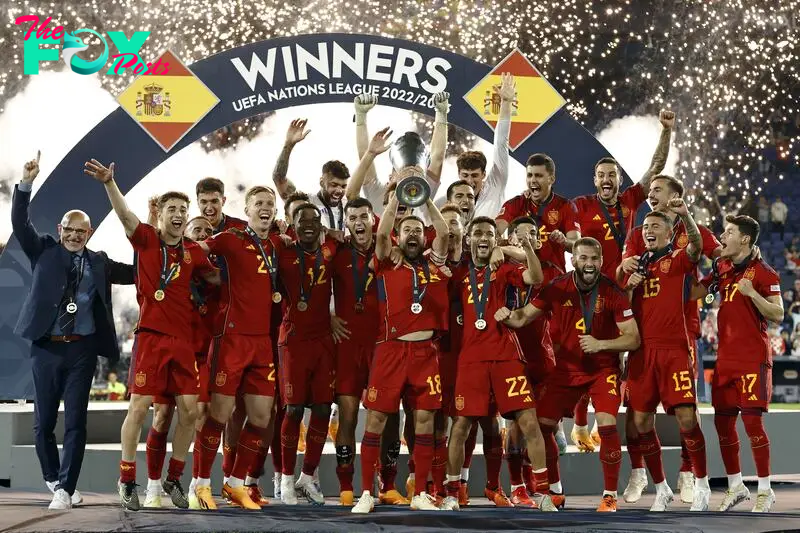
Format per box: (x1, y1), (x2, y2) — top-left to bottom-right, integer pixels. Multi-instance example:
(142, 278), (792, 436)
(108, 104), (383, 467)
(598, 423), (621, 497)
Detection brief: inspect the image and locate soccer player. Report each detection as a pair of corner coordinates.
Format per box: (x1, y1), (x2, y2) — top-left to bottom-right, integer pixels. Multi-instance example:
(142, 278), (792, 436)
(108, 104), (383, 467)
(143, 215), (215, 509)
(442, 217), (557, 512)
(570, 110), (675, 450)
(498, 237), (641, 512)
(617, 175), (720, 504)
(84, 160), (219, 511)
(445, 180), (477, 226)
(196, 177), (247, 233)
(700, 215), (783, 512)
(351, 192), (450, 513)
(275, 203), (339, 505)
(191, 186), (281, 510)
(623, 200), (711, 512)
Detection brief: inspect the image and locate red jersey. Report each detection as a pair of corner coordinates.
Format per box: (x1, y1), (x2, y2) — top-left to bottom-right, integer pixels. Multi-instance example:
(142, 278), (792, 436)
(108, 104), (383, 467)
(624, 220), (720, 337)
(506, 279), (555, 370)
(130, 223), (216, 340)
(629, 247), (696, 349)
(189, 280), (215, 356)
(573, 184), (646, 278)
(452, 261), (526, 363)
(702, 258), (781, 366)
(332, 242), (379, 345)
(205, 228), (278, 336)
(442, 255), (468, 355)
(214, 214), (247, 234)
(276, 236), (339, 344)
(496, 191), (578, 278)
(533, 274), (634, 376)
(374, 256), (450, 342)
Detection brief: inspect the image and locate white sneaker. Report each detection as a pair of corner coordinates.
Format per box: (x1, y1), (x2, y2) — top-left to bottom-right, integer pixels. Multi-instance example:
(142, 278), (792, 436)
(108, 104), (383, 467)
(273, 472), (282, 499)
(410, 492), (440, 510)
(690, 484), (711, 511)
(280, 475), (298, 505)
(623, 468), (648, 503)
(676, 471), (694, 504)
(48, 489), (72, 510)
(439, 495), (460, 511)
(47, 482), (82, 506)
(718, 483), (750, 511)
(751, 489), (775, 513)
(650, 484), (674, 512)
(295, 472), (325, 505)
(143, 484), (162, 508)
(351, 491), (375, 514)
(533, 493), (559, 512)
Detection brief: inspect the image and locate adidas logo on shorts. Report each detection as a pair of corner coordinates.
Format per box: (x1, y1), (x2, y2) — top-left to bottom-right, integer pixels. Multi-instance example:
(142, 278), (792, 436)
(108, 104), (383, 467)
(683, 391), (694, 399)
(748, 394), (758, 401)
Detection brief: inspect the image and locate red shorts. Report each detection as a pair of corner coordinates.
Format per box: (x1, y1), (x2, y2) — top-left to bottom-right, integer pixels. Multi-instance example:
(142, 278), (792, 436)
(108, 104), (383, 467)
(712, 361), (772, 412)
(279, 335), (336, 405)
(627, 346), (696, 414)
(335, 338), (374, 397)
(153, 353), (211, 405)
(536, 368), (621, 421)
(455, 359), (534, 419)
(439, 351), (458, 418)
(209, 334), (276, 397)
(365, 339), (441, 413)
(130, 331), (198, 396)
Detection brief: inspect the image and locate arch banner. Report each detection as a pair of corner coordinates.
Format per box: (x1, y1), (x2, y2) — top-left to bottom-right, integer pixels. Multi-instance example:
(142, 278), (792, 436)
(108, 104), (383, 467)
(0, 33), (612, 398)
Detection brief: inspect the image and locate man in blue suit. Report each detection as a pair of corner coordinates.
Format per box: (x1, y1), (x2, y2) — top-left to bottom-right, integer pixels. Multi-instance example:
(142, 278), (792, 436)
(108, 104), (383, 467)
(11, 152), (134, 510)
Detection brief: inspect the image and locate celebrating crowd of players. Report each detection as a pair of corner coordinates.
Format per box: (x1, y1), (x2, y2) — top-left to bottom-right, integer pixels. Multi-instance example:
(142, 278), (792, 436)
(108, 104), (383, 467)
(73, 75), (783, 515)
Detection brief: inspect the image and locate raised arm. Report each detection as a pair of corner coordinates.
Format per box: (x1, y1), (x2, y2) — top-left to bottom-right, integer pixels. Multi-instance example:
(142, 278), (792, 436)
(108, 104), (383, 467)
(354, 94), (379, 186)
(484, 73), (514, 190)
(375, 192), (398, 260)
(427, 198), (449, 261)
(639, 110), (674, 191)
(105, 255), (135, 285)
(520, 234), (544, 286)
(668, 198), (701, 262)
(345, 127), (392, 202)
(146, 196), (159, 227)
(272, 119), (310, 201)
(427, 92), (449, 184)
(12, 151), (46, 259)
(84, 159), (140, 237)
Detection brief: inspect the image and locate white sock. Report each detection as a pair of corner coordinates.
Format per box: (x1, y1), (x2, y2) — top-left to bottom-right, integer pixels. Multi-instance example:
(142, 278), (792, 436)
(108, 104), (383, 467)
(603, 490), (618, 498)
(573, 425), (588, 432)
(758, 476), (771, 491)
(198, 477), (211, 487)
(147, 478), (161, 490)
(655, 480), (670, 492)
(446, 474), (460, 484)
(188, 478), (197, 492)
(695, 476), (710, 489)
(46, 481), (58, 493)
(245, 476), (258, 486)
(282, 473), (294, 484)
(460, 468), (470, 481)
(533, 467), (546, 474)
(510, 483), (526, 492)
(297, 471), (313, 484)
(728, 472), (743, 488)
(631, 467), (646, 476)
(228, 476), (244, 488)
(550, 481), (562, 494)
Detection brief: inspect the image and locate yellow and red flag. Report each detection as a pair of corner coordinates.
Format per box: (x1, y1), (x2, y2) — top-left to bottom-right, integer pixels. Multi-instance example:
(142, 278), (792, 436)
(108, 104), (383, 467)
(117, 50), (219, 152)
(464, 49), (565, 151)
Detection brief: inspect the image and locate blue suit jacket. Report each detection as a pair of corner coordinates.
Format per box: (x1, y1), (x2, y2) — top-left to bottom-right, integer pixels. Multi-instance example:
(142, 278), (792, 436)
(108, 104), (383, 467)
(11, 185), (134, 364)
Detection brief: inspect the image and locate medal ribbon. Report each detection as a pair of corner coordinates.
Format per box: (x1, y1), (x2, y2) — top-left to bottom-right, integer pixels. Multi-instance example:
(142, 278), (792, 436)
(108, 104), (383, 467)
(246, 227), (278, 295)
(351, 245), (371, 306)
(296, 243), (323, 304)
(531, 190), (554, 226)
(597, 198), (626, 250)
(189, 280), (206, 310)
(575, 275), (600, 335)
(411, 259), (431, 307)
(637, 244), (674, 277)
(66, 254), (86, 304)
(469, 262), (492, 321)
(158, 242), (182, 294)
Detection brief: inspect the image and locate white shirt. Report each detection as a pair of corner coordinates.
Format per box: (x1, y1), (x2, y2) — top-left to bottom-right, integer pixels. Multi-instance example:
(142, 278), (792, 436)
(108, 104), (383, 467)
(771, 201), (788, 223)
(310, 190), (345, 230)
(363, 173), (442, 218)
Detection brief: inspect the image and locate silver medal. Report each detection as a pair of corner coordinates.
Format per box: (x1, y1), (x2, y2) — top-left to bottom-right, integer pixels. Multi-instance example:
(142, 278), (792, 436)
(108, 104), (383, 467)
(66, 302), (78, 314)
(475, 318), (487, 330)
(410, 302), (423, 314)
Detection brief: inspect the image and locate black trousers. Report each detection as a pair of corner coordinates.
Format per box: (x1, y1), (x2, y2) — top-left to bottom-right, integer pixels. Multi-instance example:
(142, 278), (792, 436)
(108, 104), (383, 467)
(31, 336), (98, 496)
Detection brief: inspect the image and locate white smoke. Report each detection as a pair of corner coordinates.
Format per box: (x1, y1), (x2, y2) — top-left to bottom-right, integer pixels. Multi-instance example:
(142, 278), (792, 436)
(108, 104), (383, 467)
(595, 114), (680, 182)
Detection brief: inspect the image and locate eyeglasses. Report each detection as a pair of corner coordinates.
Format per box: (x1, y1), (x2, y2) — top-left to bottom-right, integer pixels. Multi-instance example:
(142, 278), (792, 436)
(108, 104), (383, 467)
(62, 227), (89, 236)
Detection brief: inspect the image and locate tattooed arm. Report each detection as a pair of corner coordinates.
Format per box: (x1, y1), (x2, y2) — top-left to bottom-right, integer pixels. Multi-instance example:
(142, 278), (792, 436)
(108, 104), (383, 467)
(639, 110), (674, 191)
(272, 119), (309, 201)
(668, 198), (702, 262)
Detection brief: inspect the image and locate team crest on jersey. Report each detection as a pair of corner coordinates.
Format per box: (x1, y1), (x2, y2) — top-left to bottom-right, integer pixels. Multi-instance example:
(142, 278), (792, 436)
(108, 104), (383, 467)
(547, 210), (560, 225)
(368, 387), (378, 402)
(455, 395), (465, 411)
(215, 371), (227, 387)
(184, 252), (192, 264)
(594, 297), (604, 313)
(622, 206), (631, 217)
(660, 259), (672, 273)
(677, 234), (688, 248)
(135, 372), (146, 387)
(744, 268), (755, 280)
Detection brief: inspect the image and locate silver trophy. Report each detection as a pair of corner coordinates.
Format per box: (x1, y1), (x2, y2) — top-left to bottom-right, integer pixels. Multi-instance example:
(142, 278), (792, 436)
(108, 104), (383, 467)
(390, 132), (431, 208)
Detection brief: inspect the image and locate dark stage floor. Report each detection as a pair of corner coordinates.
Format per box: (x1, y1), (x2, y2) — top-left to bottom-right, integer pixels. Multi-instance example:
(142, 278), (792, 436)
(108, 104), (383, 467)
(2, 483), (800, 533)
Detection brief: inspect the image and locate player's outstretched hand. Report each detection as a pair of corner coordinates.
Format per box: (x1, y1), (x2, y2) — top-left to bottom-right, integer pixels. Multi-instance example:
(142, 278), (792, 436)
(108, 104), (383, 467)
(331, 315), (351, 343)
(326, 228), (346, 243)
(620, 255), (641, 275)
(84, 159), (115, 183)
(578, 334), (603, 354)
(626, 272), (645, 289)
(548, 229), (566, 245)
(666, 198), (688, 217)
(494, 306), (512, 323)
(354, 93), (377, 115)
(368, 127), (393, 156)
(433, 92), (450, 114)
(22, 151), (41, 183)
(275, 219), (288, 235)
(490, 246), (505, 271)
(389, 246), (404, 269)
(279, 234), (294, 247)
(286, 119), (310, 146)
(737, 278), (755, 297)
(659, 109), (675, 129)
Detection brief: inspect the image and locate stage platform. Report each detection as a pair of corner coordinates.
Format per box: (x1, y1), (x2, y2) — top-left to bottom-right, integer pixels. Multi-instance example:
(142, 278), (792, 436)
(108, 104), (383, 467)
(2, 402), (799, 498)
(2, 480), (800, 533)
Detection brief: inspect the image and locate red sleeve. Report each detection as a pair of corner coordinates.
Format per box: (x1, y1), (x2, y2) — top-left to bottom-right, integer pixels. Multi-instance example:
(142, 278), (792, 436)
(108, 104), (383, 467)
(621, 228), (639, 259)
(621, 183), (646, 211)
(204, 231), (234, 256)
(610, 286), (635, 323)
(500, 262), (526, 288)
(324, 235), (340, 255)
(191, 244), (217, 276)
(562, 200), (579, 233)
(756, 264), (782, 298)
(700, 225), (721, 258)
(496, 196), (522, 224)
(128, 222), (157, 250)
(532, 281), (554, 312)
(675, 248), (698, 273)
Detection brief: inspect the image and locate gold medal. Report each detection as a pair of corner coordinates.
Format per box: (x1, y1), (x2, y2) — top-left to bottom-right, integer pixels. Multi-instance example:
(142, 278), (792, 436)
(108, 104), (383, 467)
(272, 292), (283, 304)
(154, 289), (165, 301)
(704, 293), (715, 304)
(297, 301), (308, 312)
